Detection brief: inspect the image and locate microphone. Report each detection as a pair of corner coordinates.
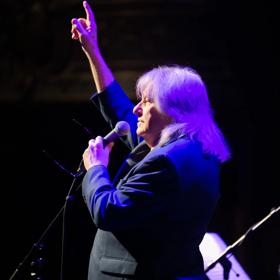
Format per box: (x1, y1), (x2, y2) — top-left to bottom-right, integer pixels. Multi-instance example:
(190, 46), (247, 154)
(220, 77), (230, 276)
(102, 121), (130, 146)
(75, 121), (130, 177)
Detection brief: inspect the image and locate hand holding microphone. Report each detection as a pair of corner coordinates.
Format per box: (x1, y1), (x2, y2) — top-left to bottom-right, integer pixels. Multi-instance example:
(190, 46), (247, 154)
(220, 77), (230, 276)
(82, 121), (130, 171)
(83, 136), (112, 169)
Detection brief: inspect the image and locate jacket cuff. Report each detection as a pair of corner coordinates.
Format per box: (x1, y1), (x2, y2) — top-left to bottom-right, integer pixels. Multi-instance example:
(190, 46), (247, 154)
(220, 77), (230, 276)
(90, 80), (120, 102)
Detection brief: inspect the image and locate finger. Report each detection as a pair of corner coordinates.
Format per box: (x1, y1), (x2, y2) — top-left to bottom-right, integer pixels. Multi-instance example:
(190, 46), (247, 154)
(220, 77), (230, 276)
(95, 136), (104, 149)
(83, 147), (88, 157)
(88, 139), (95, 146)
(71, 19), (79, 39)
(89, 140), (96, 155)
(78, 18), (88, 30)
(72, 18), (86, 35)
(71, 28), (79, 40)
(83, 1), (95, 24)
(83, 146), (90, 162)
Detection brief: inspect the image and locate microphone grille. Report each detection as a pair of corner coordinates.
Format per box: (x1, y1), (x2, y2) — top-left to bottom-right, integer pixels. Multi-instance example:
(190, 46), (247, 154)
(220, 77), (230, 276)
(114, 121), (130, 136)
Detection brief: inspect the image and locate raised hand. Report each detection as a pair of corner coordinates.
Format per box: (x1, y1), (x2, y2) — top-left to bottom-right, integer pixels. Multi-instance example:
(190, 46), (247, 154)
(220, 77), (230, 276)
(71, 1), (114, 92)
(71, 1), (99, 55)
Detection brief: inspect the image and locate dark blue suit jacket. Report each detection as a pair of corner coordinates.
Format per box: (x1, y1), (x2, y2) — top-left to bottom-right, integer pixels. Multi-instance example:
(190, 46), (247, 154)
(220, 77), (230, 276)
(82, 81), (220, 280)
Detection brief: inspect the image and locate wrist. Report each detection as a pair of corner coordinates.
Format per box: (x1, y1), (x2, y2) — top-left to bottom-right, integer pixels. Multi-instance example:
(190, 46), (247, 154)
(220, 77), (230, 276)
(88, 162), (107, 170)
(85, 45), (102, 61)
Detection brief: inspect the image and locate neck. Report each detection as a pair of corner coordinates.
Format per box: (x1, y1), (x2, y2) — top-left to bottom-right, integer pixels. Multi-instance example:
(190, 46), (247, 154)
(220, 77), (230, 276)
(145, 135), (161, 148)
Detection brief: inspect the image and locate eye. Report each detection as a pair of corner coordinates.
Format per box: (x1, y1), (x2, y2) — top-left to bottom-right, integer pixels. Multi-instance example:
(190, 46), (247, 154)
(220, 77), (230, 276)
(142, 97), (150, 105)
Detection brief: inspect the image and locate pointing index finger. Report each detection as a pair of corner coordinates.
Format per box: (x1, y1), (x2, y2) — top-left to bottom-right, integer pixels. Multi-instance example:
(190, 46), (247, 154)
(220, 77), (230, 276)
(83, 1), (95, 23)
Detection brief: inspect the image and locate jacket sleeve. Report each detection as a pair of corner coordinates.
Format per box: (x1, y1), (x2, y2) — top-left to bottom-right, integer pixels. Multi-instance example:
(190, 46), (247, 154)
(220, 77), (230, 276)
(82, 154), (178, 231)
(90, 80), (140, 150)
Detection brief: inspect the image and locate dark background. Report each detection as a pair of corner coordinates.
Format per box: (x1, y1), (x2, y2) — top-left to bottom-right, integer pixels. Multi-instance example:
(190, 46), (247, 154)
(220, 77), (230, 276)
(1, 0), (279, 279)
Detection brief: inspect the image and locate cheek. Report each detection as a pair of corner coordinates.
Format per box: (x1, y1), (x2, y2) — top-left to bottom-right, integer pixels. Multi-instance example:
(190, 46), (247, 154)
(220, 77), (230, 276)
(149, 112), (170, 131)
(144, 113), (153, 127)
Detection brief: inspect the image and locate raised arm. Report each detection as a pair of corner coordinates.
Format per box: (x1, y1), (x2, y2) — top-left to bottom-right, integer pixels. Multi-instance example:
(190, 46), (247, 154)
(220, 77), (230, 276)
(71, 1), (113, 92)
(71, 1), (140, 149)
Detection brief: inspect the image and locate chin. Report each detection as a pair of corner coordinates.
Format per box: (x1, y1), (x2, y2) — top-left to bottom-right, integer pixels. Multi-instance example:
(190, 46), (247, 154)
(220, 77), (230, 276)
(136, 129), (144, 138)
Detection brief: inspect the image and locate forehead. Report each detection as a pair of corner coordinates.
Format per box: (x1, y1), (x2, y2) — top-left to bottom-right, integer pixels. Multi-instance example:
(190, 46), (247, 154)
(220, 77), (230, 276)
(137, 86), (154, 102)
(136, 75), (156, 99)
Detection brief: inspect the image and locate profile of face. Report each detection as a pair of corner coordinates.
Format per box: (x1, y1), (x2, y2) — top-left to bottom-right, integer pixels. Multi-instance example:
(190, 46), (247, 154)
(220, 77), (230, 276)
(133, 95), (172, 148)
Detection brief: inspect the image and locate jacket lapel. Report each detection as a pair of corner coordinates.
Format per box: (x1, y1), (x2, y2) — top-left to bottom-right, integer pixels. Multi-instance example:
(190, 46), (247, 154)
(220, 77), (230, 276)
(113, 141), (150, 185)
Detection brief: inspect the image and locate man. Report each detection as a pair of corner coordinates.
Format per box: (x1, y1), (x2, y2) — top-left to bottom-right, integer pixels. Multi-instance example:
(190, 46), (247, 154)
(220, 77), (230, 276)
(71, 2), (230, 279)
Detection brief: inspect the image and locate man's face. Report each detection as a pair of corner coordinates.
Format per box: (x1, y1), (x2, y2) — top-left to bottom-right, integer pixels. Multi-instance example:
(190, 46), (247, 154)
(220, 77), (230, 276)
(133, 96), (171, 147)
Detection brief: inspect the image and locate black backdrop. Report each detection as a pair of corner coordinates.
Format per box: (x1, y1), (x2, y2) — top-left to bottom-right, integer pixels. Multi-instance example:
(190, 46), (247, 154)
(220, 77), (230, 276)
(1, 0), (279, 279)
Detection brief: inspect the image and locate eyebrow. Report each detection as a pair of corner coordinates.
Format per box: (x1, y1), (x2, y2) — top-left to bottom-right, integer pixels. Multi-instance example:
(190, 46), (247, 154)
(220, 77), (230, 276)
(143, 94), (153, 102)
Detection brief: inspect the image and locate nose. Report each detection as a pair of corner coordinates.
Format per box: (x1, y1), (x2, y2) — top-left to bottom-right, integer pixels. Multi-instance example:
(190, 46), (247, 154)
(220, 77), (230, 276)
(133, 101), (142, 116)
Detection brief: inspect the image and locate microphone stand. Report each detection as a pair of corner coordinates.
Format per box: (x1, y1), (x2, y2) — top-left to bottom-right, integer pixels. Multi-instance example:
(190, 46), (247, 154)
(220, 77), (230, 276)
(205, 206), (280, 279)
(9, 205), (65, 280)
(9, 119), (92, 280)
(8, 160), (84, 280)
